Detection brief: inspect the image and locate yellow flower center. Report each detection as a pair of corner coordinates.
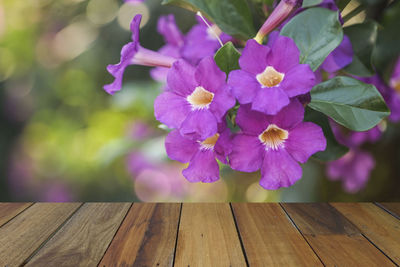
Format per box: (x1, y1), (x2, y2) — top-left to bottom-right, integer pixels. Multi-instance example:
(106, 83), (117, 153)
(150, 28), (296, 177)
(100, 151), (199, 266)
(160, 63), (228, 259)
(187, 86), (214, 110)
(256, 66), (285, 88)
(200, 133), (220, 150)
(258, 124), (288, 150)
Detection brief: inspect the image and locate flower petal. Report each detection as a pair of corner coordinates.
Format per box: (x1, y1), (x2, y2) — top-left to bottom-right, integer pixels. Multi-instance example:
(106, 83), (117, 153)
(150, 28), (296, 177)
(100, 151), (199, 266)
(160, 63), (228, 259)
(239, 39), (269, 74)
(214, 125), (232, 164)
(195, 56), (226, 91)
(260, 149), (302, 190)
(229, 134), (264, 172)
(104, 42), (138, 95)
(167, 59), (197, 96)
(210, 85), (235, 122)
(182, 150), (220, 182)
(321, 34), (353, 73)
(154, 92), (191, 129)
(228, 70), (260, 104)
(180, 109), (218, 140)
(251, 86), (290, 115)
(266, 35), (300, 73)
(157, 14), (184, 47)
(165, 130), (198, 163)
(285, 122), (327, 163)
(236, 104), (269, 135)
(271, 99), (304, 130)
(280, 64), (316, 97)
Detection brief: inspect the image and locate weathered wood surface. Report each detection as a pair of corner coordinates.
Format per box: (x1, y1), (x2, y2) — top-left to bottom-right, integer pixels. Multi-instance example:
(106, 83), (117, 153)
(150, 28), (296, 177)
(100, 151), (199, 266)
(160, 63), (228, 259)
(0, 202), (32, 227)
(0, 203), (81, 267)
(281, 203), (395, 266)
(99, 203), (181, 267)
(174, 203), (247, 267)
(0, 202), (398, 266)
(332, 203), (400, 265)
(25, 203), (131, 267)
(232, 203), (323, 267)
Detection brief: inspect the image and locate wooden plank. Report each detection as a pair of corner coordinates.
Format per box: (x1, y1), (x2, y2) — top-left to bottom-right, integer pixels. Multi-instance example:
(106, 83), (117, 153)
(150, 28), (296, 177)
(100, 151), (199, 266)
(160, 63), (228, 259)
(378, 202), (400, 219)
(282, 203), (394, 266)
(99, 203), (181, 267)
(174, 203), (246, 267)
(0, 202), (33, 227)
(232, 203), (322, 266)
(25, 203), (131, 267)
(0, 203), (81, 267)
(332, 203), (400, 264)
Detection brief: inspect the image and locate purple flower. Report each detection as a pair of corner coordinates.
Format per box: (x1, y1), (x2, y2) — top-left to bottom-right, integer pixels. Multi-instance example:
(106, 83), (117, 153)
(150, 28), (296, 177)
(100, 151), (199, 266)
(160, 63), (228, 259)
(150, 15), (184, 82)
(389, 57), (400, 121)
(165, 123), (232, 183)
(181, 16), (232, 65)
(229, 100), (326, 190)
(154, 56), (235, 140)
(321, 35), (353, 73)
(331, 121), (382, 148)
(228, 36), (315, 115)
(104, 15), (177, 94)
(327, 148), (375, 193)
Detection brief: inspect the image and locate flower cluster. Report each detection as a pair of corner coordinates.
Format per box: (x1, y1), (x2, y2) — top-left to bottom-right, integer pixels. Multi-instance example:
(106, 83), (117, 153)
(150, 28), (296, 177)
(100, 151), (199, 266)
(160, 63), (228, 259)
(104, 0), (396, 192)
(326, 59), (400, 192)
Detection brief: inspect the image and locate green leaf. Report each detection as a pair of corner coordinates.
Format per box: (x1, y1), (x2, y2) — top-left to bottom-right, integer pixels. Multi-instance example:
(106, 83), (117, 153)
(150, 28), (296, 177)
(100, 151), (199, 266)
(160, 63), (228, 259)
(304, 107), (348, 161)
(343, 21), (378, 77)
(281, 8), (343, 71)
(161, 0), (255, 39)
(308, 76), (390, 131)
(302, 0), (323, 8)
(214, 42), (241, 76)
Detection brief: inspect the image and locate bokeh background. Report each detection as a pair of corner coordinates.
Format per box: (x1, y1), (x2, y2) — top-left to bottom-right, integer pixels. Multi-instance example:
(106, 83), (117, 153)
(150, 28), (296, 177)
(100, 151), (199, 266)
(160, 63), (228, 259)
(0, 0), (399, 202)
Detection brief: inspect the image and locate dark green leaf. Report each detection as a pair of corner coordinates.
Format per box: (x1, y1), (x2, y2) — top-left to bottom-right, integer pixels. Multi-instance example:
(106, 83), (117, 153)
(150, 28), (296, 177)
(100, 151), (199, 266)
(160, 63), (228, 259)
(343, 21), (378, 77)
(214, 42), (241, 76)
(281, 8), (343, 71)
(308, 76), (390, 131)
(302, 0), (323, 8)
(304, 107), (349, 161)
(161, 0), (255, 39)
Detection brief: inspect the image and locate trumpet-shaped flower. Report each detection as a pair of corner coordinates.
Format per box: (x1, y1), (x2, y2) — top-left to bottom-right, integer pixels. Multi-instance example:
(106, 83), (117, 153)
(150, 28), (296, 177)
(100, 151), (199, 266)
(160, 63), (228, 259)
(228, 36), (315, 115)
(154, 56), (235, 140)
(104, 14), (177, 94)
(229, 100), (326, 189)
(165, 124), (232, 183)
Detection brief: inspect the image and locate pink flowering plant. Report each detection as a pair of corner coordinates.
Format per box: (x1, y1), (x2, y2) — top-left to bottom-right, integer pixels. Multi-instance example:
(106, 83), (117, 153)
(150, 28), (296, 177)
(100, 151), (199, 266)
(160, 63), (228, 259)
(104, 0), (400, 192)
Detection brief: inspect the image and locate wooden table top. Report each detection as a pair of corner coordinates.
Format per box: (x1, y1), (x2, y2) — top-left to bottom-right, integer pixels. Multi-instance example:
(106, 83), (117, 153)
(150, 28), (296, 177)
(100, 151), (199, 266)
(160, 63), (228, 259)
(0, 203), (399, 267)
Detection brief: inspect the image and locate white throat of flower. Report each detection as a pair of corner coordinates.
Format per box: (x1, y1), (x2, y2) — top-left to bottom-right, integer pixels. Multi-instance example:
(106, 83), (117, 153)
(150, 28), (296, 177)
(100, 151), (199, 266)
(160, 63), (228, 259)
(187, 86), (214, 110)
(256, 66), (285, 88)
(199, 133), (220, 150)
(259, 124), (288, 150)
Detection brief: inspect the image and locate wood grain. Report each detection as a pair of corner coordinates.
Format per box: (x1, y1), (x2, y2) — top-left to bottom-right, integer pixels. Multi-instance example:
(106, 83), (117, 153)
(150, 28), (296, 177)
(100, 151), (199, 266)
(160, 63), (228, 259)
(0, 203), (81, 267)
(332, 202), (400, 264)
(174, 203), (246, 267)
(282, 203), (394, 267)
(0, 202), (32, 227)
(25, 203), (131, 267)
(99, 203), (181, 267)
(232, 203), (322, 266)
(378, 202), (400, 219)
